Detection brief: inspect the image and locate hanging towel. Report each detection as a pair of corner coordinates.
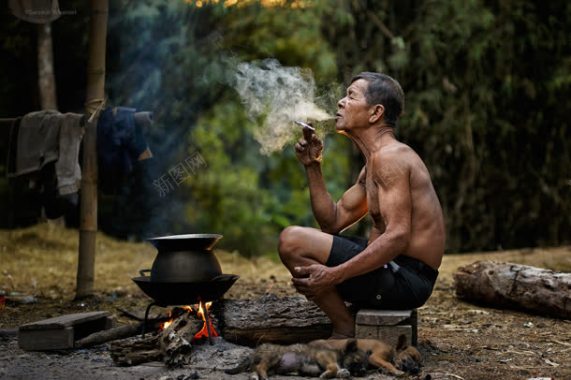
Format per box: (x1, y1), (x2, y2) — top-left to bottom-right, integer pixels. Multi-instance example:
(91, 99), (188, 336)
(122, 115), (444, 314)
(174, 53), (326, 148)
(55, 113), (84, 195)
(9, 110), (84, 196)
(13, 109), (60, 176)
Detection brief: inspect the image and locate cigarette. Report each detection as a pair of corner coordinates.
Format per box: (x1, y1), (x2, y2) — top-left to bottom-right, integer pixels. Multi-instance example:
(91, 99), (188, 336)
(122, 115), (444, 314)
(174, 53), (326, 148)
(294, 120), (315, 132)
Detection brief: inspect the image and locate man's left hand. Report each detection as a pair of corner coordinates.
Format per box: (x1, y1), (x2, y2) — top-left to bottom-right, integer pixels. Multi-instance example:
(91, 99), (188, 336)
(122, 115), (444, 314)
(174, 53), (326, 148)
(291, 264), (341, 299)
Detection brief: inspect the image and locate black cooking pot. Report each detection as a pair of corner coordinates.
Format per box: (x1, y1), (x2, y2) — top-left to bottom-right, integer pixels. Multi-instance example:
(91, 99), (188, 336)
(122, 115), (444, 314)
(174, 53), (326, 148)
(146, 233), (223, 282)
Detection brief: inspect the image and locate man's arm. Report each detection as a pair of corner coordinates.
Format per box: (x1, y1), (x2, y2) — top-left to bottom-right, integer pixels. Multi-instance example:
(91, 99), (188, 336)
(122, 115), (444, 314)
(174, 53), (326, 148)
(293, 149), (412, 295)
(334, 150), (412, 280)
(305, 164), (368, 234)
(294, 130), (367, 234)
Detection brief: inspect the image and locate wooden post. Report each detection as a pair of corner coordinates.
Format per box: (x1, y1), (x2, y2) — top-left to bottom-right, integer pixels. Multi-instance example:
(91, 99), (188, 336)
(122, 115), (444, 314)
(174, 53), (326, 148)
(76, 0), (108, 299)
(37, 22), (58, 110)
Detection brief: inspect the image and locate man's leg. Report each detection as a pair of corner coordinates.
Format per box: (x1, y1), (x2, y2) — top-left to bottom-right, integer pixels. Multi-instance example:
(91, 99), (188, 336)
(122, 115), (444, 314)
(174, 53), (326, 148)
(278, 226), (355, 337)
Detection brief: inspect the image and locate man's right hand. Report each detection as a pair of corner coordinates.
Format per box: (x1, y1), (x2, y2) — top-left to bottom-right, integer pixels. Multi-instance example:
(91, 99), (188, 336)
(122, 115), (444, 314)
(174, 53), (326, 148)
(294, 127), (323, 166)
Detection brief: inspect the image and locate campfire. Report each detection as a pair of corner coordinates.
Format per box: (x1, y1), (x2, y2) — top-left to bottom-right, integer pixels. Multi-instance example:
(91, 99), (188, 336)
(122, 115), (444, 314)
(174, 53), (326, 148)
(111, 301), (222, 368)
(160, 302), (219, 343)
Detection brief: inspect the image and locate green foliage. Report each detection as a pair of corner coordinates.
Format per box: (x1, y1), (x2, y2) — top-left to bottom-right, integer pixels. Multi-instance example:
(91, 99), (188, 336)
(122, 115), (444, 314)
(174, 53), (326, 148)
(1, 0), (568, 254)
(320, 0), (571, 251)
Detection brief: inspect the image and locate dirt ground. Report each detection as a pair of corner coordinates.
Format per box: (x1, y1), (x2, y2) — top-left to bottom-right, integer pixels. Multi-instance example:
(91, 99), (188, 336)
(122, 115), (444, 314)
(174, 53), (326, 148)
(1, 224), (570, 380)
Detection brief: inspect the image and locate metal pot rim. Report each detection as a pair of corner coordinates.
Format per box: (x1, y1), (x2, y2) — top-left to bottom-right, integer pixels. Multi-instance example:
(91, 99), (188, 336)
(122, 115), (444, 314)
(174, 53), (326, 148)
(147, 233), (222, 241)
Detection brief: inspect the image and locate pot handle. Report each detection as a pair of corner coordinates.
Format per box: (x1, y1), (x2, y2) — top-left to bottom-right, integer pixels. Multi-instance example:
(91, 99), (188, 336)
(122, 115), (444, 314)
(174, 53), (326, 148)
(139, 269), (151, 277)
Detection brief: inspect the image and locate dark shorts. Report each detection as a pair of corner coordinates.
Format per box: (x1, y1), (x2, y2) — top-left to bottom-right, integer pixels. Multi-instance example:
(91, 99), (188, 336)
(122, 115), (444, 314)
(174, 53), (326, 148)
(326, 235), (439, 310)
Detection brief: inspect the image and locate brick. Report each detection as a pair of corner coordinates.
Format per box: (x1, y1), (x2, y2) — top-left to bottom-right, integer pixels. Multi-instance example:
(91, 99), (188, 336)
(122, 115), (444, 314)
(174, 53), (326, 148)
(377, 325), (413, 347)
(355, 324), (378, 339)
(355, 309), (418, 346)
(356, 309), (413, 325)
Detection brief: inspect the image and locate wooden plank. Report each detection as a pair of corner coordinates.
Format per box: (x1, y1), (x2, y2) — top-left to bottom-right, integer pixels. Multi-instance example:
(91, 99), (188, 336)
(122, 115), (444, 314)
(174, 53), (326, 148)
(19, 311), (109, 331)
(355, 309), (413, 326)
(18, 312), (112, 351)
(18, 326), (74, 351)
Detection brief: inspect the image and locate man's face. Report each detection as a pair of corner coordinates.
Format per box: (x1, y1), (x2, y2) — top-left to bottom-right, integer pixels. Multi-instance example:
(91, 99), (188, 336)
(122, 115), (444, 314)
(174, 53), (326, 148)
(336, 79), (372, 132)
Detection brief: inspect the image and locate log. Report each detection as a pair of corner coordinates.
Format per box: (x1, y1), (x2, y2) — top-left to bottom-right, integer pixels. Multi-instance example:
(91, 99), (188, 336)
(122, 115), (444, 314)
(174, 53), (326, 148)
(110, 335), (161, 366)
(453, 261), (571, 319)
(113, 348), (163, 366)
(159, 312), (202, 368)
(75, 323), (142, 348)
(222, 294), (332, 346)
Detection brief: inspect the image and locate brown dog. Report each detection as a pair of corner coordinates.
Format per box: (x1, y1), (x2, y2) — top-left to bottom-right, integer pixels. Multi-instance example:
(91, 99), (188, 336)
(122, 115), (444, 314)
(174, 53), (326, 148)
(225, 339), (369, 379)
(309, 334), (422, 376)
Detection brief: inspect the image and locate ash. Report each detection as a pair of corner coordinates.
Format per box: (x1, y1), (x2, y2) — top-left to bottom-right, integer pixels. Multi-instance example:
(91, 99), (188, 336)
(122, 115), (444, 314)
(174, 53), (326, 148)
(188, 337), (252, 371)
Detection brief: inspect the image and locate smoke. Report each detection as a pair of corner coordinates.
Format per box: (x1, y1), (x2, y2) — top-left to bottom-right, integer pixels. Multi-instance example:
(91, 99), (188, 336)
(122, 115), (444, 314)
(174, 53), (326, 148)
(232, 59), (333, 155)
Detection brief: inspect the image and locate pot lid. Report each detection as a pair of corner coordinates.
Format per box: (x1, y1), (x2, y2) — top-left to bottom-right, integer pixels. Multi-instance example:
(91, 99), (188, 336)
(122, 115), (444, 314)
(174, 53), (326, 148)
(147, 233), (223, 251)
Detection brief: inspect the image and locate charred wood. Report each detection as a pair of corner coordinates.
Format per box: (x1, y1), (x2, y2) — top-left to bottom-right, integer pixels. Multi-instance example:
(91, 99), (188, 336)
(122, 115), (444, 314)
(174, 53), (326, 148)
(110, 335), (161, 366)
(75, 323), (142, 348)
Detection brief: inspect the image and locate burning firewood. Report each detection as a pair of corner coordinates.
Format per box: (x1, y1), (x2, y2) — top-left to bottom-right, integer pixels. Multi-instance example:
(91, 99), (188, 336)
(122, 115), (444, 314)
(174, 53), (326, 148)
(159, 309), (202, 368)
(110, 302), (220, 367)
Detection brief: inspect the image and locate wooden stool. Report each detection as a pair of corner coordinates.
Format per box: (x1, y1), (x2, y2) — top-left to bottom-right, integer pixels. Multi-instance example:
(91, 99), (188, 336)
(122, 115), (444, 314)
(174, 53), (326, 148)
(355, 309), (417, 346)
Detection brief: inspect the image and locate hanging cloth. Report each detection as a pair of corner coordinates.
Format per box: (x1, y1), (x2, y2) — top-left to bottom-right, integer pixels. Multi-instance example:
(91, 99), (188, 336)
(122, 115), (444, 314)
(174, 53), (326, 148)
(9, 0), (61, 24)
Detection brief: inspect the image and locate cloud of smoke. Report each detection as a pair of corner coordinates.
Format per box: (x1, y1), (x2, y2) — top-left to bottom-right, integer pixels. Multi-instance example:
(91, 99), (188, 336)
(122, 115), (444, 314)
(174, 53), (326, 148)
(232, 59), (333, 155)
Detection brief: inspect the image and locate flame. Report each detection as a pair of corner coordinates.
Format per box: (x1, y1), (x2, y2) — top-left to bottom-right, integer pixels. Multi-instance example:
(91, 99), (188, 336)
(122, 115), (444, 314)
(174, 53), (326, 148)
(158, 301), (219, 340)
(193, 301), (219, 340)
(161, 319), (173, 330)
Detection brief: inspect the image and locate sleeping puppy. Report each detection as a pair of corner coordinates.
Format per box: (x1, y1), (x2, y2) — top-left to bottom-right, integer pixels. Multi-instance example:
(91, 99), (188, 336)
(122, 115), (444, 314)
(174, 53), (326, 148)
(309, 334), (422, 376)
(224, 339), (369, 379)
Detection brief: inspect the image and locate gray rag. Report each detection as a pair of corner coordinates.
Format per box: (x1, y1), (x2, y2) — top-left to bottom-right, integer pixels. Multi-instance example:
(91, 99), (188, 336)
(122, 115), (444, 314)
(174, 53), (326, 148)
(56, 113), (84, 195)
(14, 110), (61, 176)
(11, 110), (84, 195)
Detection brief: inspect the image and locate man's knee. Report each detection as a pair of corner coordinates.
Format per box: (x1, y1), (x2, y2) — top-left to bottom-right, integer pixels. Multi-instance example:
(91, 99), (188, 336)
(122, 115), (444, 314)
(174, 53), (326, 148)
(278, 226), (306, 264)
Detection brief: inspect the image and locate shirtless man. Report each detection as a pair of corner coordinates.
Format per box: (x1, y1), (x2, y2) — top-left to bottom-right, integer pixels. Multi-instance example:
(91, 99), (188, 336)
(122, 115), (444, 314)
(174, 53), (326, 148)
(278, 72), (446, 338)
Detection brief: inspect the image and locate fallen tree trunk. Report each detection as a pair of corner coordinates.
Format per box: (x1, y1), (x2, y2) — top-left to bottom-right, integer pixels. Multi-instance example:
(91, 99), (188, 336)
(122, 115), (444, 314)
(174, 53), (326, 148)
(222, 294), (332, 346)
(453, 261), (571, 319)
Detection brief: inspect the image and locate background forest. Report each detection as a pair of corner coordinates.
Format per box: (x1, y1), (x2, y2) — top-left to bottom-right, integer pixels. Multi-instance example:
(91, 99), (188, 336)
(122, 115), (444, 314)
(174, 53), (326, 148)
(0, 0), (569, 256)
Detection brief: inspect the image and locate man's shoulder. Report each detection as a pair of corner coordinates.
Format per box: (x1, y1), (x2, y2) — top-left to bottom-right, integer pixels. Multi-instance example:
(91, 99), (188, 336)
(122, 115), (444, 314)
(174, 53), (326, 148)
(380, 141), (414, 157)
(371, 142), (414, 167)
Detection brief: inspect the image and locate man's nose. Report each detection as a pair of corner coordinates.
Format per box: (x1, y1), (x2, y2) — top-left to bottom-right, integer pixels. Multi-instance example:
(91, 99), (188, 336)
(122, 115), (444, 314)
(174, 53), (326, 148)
(337, 97), (346, 109)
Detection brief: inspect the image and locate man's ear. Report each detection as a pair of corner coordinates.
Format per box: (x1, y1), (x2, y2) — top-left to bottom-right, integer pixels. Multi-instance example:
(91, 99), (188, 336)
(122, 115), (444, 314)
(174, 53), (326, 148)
(369, 104), (384, 124)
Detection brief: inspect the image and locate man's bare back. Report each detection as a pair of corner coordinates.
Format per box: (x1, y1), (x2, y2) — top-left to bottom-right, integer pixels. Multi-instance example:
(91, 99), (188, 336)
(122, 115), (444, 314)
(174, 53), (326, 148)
(361, 140), (445, 270)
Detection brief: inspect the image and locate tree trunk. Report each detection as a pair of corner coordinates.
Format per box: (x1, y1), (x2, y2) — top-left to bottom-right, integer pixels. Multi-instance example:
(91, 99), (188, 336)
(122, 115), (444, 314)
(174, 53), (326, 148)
(221, 295), (332, 346)
(453, 261), (571, 319)
(76, 0), (108, 299)
(37, 22), (57, 110)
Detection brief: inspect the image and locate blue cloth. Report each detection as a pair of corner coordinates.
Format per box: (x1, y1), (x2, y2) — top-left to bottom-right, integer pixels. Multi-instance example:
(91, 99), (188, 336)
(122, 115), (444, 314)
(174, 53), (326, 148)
(97, 106), (150, 193)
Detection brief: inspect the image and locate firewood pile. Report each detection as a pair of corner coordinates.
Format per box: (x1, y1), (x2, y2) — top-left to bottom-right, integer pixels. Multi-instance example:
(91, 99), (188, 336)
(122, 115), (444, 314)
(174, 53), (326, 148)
(110, 307), (204, 368)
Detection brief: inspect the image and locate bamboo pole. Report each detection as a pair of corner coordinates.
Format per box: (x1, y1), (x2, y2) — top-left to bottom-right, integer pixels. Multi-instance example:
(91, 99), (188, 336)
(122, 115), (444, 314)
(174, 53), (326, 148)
(76, 0), (108, 299)
(37, 22), (58, 110)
